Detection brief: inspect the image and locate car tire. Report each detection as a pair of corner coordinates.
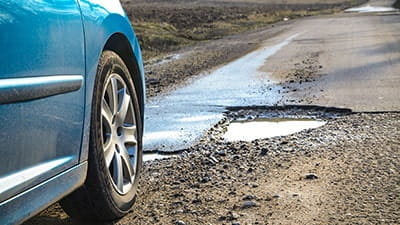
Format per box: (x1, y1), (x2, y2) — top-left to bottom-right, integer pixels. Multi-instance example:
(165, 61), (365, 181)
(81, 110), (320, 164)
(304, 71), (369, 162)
(60, 50), (142, 222)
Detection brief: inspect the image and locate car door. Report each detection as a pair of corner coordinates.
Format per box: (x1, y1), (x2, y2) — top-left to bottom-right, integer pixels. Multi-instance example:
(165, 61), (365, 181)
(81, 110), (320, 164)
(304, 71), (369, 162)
(0, 0), (85, 202)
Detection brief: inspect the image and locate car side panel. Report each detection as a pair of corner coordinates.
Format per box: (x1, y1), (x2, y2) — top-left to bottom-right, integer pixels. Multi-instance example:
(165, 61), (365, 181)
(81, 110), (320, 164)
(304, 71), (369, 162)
(0, 0), (85, 203)
(0, 162), (87, 225)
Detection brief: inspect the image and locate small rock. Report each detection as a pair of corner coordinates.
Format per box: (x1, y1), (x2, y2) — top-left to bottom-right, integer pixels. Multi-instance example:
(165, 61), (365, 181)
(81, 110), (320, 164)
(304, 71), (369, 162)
(251, 183), (259, 188)
(209, 155), (219, 163)
(243, 194), (256, 200)
(240, 201), (258, 209)
(217, 150), (227, 156)
(176, 220), (185, 225)
(228, 191), (237, 196)
(304, 173), (318, 180)
(200, 176), (211, 183)
(273, 194), (280, 199)
(192, 198), (202, 204)
(232, 155), (240, 160)
(218, 215), (227, 221)
(232, 222), (240, 225)
(259, 148), (269, 156)
(191, 183), (200, 188)
(175, 209), (184, 213)
(229, 212), (240, 220)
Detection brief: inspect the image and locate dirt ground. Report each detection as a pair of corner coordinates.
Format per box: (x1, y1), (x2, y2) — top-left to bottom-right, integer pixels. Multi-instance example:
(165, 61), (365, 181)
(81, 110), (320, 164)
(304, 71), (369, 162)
(25, 108), (400, 225)
(123, 109), (400, 225)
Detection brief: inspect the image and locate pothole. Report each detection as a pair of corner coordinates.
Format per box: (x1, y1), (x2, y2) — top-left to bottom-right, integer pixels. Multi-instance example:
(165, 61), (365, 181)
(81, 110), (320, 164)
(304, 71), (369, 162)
(217, 105), (352, 142)
(223, 118), (326, 142)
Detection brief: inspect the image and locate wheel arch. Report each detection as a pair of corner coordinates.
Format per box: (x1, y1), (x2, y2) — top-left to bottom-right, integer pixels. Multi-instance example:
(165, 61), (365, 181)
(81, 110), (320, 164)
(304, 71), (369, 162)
(103, 33), (145, 119)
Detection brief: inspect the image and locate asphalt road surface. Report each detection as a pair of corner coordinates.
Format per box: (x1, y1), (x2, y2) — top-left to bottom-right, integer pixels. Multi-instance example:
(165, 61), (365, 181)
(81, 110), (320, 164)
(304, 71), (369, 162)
(144, 0), (400, 153)
(263, 0), (400, 112)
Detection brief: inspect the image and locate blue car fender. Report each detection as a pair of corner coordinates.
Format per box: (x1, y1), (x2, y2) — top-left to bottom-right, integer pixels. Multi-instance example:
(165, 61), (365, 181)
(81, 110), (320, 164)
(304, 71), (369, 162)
(77, 0), (145, 163)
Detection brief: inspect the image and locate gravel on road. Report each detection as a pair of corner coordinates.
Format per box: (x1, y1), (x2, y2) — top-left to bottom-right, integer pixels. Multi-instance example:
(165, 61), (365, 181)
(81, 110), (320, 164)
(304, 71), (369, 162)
(25, 108), (400, 224)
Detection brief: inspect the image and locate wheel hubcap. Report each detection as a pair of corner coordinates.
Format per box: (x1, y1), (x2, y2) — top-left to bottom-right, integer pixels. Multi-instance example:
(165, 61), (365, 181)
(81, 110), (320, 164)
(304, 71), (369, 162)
(100, 73), (137, 195)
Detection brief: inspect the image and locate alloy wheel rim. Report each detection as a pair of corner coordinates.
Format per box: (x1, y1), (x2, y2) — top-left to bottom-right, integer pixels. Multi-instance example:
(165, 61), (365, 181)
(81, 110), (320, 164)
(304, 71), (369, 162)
(100, 73), (137, 195)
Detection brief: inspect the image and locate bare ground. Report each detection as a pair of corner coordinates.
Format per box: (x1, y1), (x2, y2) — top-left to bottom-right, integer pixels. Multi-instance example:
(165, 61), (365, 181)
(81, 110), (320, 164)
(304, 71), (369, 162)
(25, 109), (400, 225)
(122, 109), (400, 225)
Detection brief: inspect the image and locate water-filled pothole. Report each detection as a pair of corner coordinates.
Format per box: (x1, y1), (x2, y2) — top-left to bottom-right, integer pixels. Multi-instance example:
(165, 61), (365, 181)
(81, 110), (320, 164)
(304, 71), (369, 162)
(223, 118), (326, 142)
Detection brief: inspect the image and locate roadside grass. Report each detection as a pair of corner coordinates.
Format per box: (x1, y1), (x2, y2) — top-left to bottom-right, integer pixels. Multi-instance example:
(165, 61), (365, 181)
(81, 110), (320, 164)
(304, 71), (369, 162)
(123, 0), (368, 60)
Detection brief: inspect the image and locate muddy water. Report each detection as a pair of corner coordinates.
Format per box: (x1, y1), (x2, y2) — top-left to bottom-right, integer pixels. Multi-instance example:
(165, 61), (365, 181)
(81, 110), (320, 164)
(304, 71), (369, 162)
(224, 118), (326, 142)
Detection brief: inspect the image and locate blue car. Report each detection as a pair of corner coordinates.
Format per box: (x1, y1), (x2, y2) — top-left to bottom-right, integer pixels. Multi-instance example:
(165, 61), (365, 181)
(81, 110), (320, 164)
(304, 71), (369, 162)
(0, 0), (145, 224)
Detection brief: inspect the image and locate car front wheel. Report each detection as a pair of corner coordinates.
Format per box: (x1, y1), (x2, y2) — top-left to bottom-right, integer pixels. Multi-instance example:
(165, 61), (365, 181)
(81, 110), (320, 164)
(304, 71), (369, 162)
(61, 50), (142, 222)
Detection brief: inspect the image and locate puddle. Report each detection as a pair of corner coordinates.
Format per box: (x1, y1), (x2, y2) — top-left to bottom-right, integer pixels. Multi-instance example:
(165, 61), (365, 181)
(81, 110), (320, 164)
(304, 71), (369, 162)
(224, 118), (326, 142)
(143, 153), (177, 162)
(345, 5), (398, 13)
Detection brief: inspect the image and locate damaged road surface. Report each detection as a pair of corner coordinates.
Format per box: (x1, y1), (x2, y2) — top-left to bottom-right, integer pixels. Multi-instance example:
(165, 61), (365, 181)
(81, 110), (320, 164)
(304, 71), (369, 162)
(144, 0), (400, 153)
(144, 34), (298, 152)
(24, 0), (400, 224)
